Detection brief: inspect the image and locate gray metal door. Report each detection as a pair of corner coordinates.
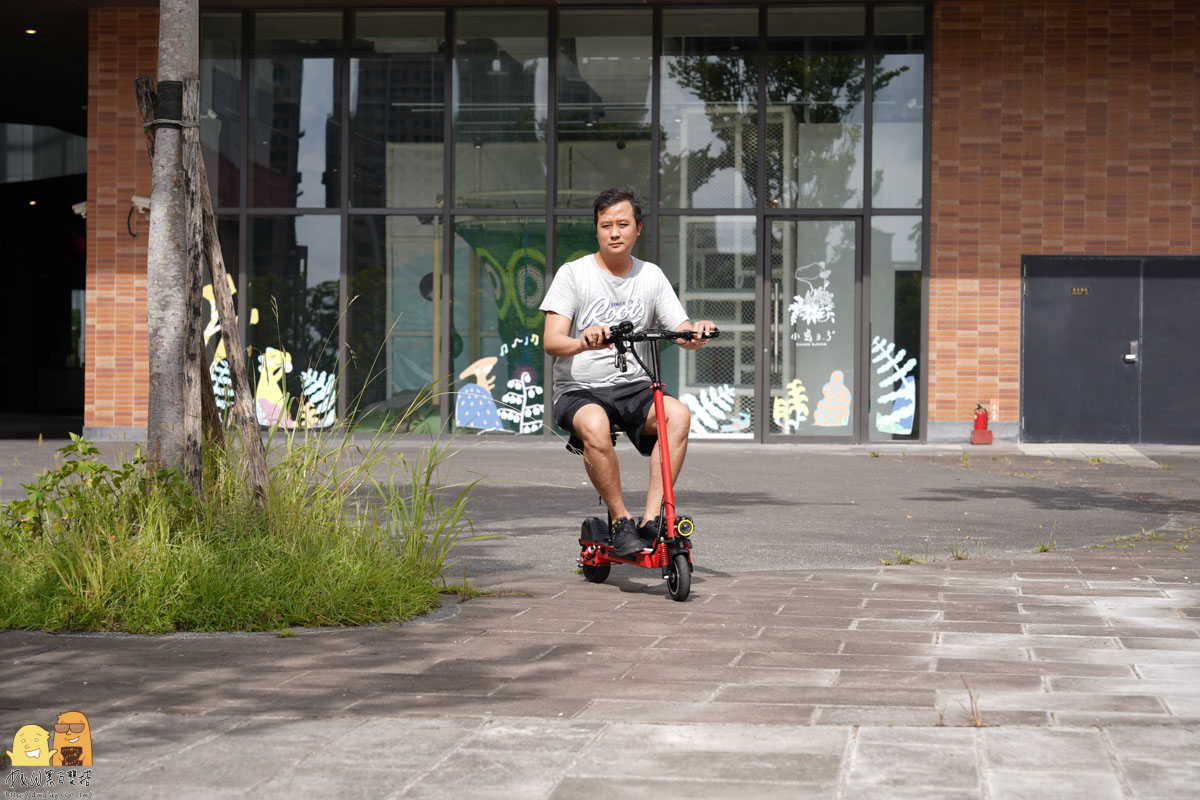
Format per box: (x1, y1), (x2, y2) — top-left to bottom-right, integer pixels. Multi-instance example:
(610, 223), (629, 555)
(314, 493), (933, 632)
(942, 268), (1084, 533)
(1021, 257), (1140, 443)
(1141, 258), (1200, 444)
(1022, 255), (1200, 444)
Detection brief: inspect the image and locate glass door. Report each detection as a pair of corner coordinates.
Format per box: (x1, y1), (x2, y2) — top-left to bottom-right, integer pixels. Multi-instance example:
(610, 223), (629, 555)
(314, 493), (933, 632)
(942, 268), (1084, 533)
(766, 218), (860, 440)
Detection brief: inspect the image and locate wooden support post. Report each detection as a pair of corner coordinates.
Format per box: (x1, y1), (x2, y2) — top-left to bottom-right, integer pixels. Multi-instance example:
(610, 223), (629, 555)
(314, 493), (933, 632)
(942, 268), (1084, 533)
(179, 77), (204, 494)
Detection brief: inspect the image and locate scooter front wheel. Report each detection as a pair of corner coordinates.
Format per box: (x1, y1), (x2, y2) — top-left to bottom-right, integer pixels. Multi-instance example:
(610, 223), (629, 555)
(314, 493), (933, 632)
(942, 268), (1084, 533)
(582, 564), (611, 583)
(666, 553), (691, 601)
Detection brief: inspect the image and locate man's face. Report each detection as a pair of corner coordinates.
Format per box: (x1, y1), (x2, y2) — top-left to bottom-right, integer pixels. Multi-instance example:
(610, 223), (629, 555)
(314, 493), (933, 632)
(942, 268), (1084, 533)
(595, 200), (641, 261)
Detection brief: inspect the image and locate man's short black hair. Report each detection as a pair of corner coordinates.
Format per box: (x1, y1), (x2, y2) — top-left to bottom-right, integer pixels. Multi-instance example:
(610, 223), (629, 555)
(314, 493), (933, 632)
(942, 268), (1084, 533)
(593, 187), (644, 227)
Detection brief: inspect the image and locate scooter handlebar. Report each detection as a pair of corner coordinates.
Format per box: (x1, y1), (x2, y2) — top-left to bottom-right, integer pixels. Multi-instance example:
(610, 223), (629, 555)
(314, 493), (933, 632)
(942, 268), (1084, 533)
(603, 323), (721, 344)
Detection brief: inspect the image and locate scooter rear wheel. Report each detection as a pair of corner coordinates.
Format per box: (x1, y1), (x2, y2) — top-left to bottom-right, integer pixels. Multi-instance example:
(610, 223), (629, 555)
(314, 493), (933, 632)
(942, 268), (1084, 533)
(582, 564), (611, 583)
(666, 553), (691, 601)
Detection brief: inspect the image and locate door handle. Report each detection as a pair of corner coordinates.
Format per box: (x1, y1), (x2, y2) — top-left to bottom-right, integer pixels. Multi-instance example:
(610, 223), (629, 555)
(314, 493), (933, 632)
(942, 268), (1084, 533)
(771, 282), (780, 373)
(1124, 341), (1138, 364)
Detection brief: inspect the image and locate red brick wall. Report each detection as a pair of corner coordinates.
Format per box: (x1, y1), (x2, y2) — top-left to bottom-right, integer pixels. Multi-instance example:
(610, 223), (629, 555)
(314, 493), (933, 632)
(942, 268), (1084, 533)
(86, 8), (157, 431)
(929, 0), (1200, 426)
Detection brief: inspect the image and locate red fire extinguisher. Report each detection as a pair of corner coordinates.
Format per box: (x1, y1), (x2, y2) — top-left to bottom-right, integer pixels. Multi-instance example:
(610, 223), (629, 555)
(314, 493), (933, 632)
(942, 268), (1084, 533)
(971, 403), (992, 445)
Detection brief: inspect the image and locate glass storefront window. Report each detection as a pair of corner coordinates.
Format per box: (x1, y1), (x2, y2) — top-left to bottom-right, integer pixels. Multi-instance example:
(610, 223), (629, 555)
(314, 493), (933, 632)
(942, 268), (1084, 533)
(196, 6), (930, 442)
(200, 14), (242, 209)
(556, 11), (653, 208)
(659, 215), (756, 436)
(247, 215), (341, 429)
(351, 13), (445, 210)
(452, 216), (548, 434)
(869, 215), (922, 440)
(346, 216), (441, 432)
(250, 13), (344, 209)
(872, 6), (925, 209)
(770, 219), (858, 436)
(766, 6), (865, 210)
(661, 9), (758, 209)
(453, 11), (549, 209)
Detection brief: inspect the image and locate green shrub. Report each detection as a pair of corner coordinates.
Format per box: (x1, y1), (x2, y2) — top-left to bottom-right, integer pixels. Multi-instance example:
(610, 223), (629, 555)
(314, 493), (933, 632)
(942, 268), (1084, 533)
(0, 424), (485, 634)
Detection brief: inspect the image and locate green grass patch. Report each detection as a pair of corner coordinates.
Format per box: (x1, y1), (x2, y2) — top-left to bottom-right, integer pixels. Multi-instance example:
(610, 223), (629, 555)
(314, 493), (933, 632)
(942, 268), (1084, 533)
(0, 418), (489, 634)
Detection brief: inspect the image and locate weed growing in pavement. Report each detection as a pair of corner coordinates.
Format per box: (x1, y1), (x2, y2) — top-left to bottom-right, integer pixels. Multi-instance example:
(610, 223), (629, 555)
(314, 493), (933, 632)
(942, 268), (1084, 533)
(1035, 537), (1057, 553)
(869, 451), (881, 458)
(1158, 463), (1174, 470)
(1176, 544), (1189, 552)
(917, 537), (937, 563)
(1089, 457), (1105, 465)
(960, 676), (983, 727)
(971, 537), (986, 559)
(0, 400), (493, 633)
(948, 538), (969, 560)
(961, 452), (970, 468)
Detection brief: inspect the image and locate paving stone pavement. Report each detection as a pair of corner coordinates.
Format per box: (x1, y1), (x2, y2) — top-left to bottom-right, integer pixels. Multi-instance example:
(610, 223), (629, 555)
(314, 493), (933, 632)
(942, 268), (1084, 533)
(3, 535), (1199, 799)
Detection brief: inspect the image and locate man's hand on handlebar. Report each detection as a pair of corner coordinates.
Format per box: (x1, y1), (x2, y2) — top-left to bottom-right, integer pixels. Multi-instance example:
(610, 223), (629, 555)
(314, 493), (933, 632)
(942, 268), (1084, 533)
(579, 324), (612, 351)
(678, 319), (718, 350)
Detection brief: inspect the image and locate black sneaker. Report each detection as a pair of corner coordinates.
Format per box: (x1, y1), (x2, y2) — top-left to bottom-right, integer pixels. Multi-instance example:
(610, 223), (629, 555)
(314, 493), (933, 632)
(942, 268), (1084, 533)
(638, 515), (663, 542)
(610, 517), (644, 557)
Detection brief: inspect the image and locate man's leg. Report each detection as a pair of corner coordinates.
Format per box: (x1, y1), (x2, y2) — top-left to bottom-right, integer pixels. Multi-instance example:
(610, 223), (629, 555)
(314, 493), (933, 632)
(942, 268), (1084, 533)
(573, 403), (633, 521)
(641, 396), (691, 522)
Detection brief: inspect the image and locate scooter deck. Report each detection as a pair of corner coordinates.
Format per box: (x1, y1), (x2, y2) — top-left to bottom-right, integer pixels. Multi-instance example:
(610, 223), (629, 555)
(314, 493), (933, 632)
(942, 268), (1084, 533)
(578, 516), (690, 569)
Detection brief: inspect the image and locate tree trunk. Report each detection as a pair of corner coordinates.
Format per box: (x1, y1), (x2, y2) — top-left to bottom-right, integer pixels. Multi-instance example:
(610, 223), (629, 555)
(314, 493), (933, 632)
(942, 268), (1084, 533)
(146, 0), (199, 475)
(135, 78), (224, 452)
(136, 72), (269, 508)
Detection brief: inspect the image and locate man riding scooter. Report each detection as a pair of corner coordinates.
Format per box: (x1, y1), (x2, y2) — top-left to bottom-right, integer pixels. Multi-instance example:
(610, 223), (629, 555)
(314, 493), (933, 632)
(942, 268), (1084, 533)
(540, 187), (716, 557)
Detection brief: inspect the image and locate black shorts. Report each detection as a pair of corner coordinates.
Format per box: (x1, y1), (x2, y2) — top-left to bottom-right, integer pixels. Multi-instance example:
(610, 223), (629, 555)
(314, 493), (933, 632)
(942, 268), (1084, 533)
(554, 381), (666, 457)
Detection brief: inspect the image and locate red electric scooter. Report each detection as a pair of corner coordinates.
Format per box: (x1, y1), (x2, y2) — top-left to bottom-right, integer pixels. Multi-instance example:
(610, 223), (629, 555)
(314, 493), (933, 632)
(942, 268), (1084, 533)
(576, 320), (720, 601)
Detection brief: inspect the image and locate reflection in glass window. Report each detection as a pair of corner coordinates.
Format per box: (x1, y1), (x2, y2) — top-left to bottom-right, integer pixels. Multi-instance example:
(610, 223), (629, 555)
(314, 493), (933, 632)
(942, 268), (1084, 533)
(247, 216), (341, 429)
(869, 216), (921, 440)
(200, 14), (242, 208)
(250, 13), (343, 208)
(351, 13), (445, 209)
(661, 10), (758, 209)
(556, 11), (652, 208)
(659, 216), (756, 436)
(453, 217), (547, 433)
(346, 216), (441, 432)
(872, 6), (925, 209)
(453, 11), (548, 208)
(766, 7), (865, 209)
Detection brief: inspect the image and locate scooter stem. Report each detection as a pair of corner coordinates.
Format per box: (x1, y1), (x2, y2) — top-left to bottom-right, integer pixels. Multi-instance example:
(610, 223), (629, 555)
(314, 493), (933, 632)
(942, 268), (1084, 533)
(651, 383), (677, 536)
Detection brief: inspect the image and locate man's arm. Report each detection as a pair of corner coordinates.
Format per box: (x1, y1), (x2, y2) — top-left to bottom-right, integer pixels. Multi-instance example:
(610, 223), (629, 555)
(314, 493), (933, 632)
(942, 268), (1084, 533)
(544, 311), (612, 357)
(675, 319), (717, 350)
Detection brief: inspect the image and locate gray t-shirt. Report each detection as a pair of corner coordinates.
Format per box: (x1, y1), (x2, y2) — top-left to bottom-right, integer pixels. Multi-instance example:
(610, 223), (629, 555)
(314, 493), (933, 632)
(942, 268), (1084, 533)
(540, 254), (689, 402)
